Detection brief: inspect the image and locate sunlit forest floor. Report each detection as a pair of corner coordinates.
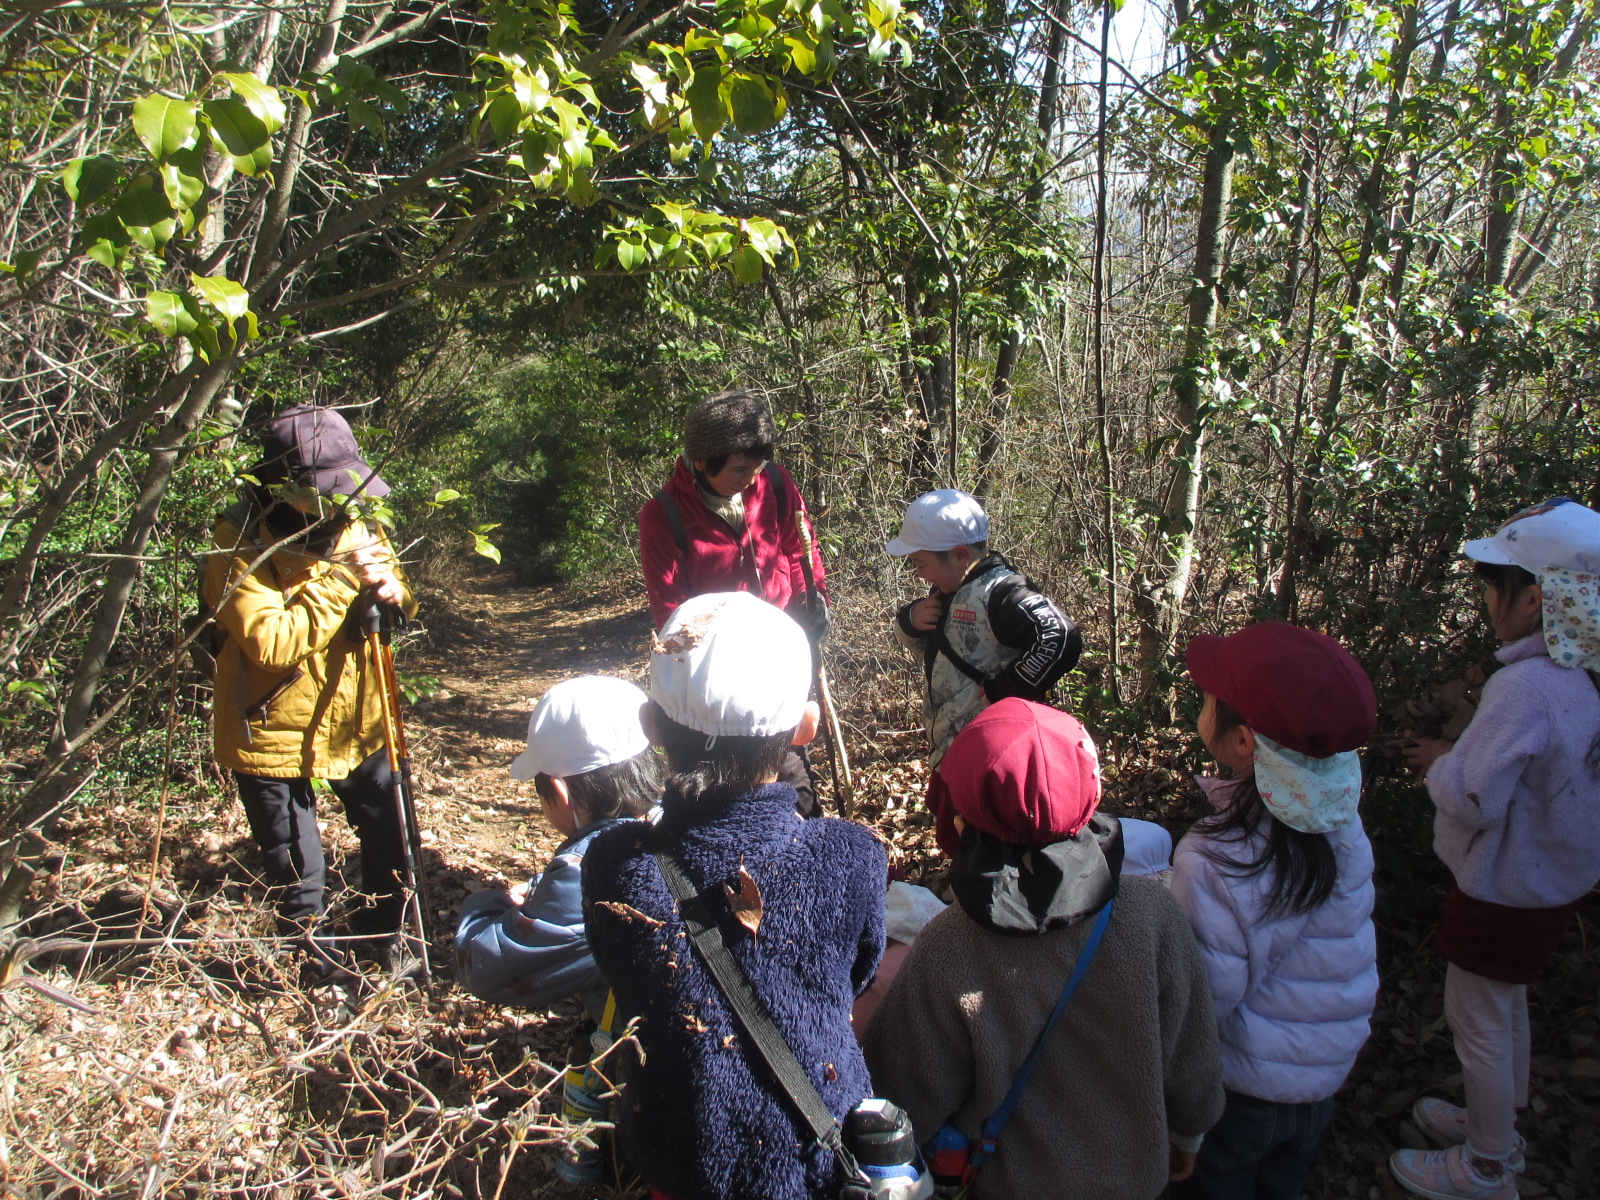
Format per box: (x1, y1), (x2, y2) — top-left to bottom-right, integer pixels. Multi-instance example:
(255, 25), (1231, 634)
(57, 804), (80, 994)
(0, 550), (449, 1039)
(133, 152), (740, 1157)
(6, 572), (1598, 1197)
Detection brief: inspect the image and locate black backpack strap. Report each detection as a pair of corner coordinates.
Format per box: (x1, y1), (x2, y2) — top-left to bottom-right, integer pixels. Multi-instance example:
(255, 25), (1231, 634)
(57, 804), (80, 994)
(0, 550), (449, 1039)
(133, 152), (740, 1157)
(932, 626), (989, 687)
(764, 462), (789, 530)
(656, 489), (690, 555)
(650, 839), (863, 1186)
(928, 563), (1019, 687)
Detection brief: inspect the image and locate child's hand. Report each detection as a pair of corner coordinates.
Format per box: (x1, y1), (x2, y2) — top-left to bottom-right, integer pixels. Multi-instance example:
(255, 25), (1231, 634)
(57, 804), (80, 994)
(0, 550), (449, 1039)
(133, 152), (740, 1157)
(909, 593), (944, 631)
(507, 880), (531, 906)
(1168, 1145), (1197, 1182)
(1401, 729), (1453, 773)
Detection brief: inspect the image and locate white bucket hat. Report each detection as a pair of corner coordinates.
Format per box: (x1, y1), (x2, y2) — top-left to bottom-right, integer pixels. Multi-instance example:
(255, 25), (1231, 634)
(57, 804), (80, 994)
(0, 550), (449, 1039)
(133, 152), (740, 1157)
(1463, 497), (1600, 575)
(509, 675), (652, 781)
(1466, 499), (1600, 672)
(649, 591), (811, 738)
(885, 489), (990, 556)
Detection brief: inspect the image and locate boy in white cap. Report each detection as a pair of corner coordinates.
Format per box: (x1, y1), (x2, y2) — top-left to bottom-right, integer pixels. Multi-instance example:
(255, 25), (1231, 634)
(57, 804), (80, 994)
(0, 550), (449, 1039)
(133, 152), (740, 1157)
(583, 592), (887, 1200)
(454, 675), (662, 1019)
(887, 489), (1081, 766)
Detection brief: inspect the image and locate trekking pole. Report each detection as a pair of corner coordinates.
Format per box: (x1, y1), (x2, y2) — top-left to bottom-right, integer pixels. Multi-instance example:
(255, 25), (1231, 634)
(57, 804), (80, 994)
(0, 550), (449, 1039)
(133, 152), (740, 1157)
(794, 512), (855, 818)
(361, 597), (433, 984)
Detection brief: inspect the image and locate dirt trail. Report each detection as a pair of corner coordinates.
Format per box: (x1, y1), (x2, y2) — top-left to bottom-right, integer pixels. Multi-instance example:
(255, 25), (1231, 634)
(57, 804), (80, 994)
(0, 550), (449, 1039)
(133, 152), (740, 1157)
(402, 573), (656, 910)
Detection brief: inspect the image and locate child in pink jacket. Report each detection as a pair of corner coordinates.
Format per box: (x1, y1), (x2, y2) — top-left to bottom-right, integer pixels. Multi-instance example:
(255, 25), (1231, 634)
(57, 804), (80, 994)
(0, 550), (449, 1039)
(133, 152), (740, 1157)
(1392, 499), (1600, 1200)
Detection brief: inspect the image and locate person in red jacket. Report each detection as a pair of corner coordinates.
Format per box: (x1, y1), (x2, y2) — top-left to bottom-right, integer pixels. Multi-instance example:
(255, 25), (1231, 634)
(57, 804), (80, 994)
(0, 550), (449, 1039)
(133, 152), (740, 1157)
(639, 389), (827, 814)
(639, 390), (826, 632)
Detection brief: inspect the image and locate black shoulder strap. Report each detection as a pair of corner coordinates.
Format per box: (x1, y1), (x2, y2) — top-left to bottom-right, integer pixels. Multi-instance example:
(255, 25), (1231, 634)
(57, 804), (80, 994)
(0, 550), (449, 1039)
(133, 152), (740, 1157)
(930, 561), (1018, 686)
(933, 626), (989, 686)
(764, 462), (789, 529)
(650, 841), (862, 1184)
(656, 489), (689, 555)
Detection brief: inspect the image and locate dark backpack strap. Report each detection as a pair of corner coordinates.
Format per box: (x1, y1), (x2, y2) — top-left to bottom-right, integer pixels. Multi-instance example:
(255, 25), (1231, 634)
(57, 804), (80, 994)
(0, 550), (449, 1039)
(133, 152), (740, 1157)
(764, 461), (789, 530)
(928, 563), (1017, 686)
(656, 489), (690, 556)
(932, 626), (989, 687)
(650, 840), (863, 1185)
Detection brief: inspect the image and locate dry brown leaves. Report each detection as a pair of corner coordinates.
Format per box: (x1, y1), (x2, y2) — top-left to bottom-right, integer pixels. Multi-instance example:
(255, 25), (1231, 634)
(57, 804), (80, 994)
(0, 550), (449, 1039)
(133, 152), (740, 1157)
(8, 572), (1598, 1199)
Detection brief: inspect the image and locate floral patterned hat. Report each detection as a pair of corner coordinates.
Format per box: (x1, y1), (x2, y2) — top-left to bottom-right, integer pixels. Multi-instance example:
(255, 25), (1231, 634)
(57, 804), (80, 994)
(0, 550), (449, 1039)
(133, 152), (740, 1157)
(1465, 498), (1600, 671)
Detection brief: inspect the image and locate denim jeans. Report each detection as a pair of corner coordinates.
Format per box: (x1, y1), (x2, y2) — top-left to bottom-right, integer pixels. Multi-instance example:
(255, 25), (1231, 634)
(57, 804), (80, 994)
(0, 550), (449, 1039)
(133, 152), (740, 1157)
(1169, 1090), (1335, 1200)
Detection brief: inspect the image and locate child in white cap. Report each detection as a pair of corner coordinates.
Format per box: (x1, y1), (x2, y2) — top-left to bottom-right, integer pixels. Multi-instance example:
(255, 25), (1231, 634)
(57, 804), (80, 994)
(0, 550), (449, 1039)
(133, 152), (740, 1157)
(1391, 498), (1600, 1200)
(583, 591), (887, 1200)
(886, 489), (1081, 767)
(454, 675), (661, 1019)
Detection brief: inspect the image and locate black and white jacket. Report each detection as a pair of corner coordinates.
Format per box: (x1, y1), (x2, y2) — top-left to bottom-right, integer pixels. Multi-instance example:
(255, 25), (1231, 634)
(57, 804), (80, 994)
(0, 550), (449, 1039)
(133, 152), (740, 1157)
(894, 553), (1082, 765)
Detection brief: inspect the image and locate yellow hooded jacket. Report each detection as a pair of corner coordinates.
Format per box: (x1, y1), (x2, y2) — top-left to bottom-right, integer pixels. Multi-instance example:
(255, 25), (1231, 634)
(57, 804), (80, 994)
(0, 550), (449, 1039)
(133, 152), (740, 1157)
(202, 509), (417, 779)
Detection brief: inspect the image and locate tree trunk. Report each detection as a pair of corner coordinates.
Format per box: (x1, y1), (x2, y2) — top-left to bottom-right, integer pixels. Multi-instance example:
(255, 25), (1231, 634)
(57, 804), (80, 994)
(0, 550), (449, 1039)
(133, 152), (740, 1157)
(1278, 0), (1418, 618)
(1090, 0), (1120, 696)
(1135, 110), (1235, 696)
(55, 355), (237, 754)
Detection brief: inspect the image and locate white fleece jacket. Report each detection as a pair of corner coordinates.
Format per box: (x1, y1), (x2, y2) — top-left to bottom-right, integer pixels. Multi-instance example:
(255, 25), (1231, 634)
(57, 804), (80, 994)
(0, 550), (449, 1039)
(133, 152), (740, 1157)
(1427, 633), (1600, 908)
(1172, 807), (1377, 1104)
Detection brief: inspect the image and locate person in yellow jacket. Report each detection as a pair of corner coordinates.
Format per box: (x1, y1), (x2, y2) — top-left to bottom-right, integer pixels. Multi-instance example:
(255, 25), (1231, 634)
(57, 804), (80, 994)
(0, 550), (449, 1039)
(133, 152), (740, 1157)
(203, 406), (418, 969)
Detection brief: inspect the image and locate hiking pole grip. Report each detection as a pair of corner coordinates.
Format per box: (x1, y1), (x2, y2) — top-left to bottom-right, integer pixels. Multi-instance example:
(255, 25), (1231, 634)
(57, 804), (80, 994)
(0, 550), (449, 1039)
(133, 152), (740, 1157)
(794, 512), (855, 818)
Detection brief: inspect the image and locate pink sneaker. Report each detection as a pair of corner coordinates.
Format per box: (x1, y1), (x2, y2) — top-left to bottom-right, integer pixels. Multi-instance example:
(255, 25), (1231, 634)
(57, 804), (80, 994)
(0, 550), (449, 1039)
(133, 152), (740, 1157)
(1410, 1099), (1526, 1172)
(1390, 1145), (1518, 1200)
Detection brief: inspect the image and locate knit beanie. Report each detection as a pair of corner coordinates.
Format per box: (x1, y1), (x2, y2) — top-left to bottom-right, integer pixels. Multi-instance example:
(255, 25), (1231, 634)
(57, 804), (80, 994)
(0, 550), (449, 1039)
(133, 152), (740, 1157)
(683, 390), (777, 464)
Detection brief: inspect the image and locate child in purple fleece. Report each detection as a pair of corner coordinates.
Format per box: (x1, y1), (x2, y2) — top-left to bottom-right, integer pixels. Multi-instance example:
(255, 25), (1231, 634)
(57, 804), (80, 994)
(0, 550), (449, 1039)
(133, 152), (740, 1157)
(583, 592), (887, 1200)
(1392, 499), (1600, 1200)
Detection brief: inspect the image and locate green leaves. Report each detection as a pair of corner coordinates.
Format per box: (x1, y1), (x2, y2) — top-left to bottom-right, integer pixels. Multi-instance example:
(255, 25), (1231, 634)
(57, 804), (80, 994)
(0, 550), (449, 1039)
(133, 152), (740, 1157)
(190, 273), (259, 340)
(61, 71), (284, 285)
(142, 273), (260, 360)
(728, 73), (785, 135)
(470, 524), (503, 564)
(217, 71), (286, 134)
(145, 289), (201, 337)
(202, 98), (272, 175)
(132, 95), (198, 159)
(158, 148), (205, 213)
(115, 179), (176, 251)
(599, 207), (794, 282)
(688, 65), (726, 140)
(61, 156), (120, 207)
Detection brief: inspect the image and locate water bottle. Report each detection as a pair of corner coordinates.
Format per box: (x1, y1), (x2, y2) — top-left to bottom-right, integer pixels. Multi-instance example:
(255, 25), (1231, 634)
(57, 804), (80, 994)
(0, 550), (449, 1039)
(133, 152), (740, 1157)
(553, 1022), (609, 1185)
(843, 1099), (934, 1200)
(926, 1123), (972, 1198)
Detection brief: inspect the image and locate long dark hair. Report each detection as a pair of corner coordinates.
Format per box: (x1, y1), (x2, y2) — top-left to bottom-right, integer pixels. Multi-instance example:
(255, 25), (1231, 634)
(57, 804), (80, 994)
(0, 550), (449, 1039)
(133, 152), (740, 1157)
(1200, 698), (1338, 918)
(1475, 559), (1600, 778)
(649, 702), (792, 802)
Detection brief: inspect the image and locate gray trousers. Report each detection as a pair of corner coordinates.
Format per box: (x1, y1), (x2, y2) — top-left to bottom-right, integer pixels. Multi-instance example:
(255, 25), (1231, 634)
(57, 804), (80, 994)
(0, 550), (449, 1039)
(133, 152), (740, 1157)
(234, 747), (407, 935)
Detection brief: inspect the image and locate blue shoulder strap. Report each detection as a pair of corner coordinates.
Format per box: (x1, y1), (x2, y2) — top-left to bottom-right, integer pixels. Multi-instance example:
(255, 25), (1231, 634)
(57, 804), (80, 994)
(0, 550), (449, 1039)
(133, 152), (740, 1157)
(965, 898), (1114, 1175)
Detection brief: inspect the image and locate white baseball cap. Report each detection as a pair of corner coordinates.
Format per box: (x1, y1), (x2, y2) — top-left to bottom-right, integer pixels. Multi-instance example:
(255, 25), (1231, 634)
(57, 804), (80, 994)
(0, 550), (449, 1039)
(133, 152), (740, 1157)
(509, 675), (652, 781)
(650, 591), (811, 737)
(885, 489), (990, 556)
(1463, 497), (1600, 575)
